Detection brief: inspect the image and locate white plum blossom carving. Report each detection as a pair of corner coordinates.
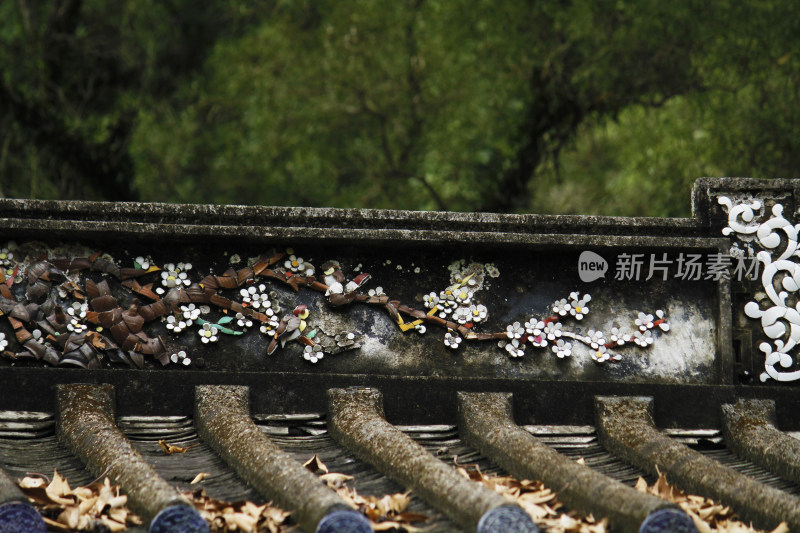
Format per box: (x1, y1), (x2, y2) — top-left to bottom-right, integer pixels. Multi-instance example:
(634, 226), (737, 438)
(423, 292), (439, 309)
(438, 299), (457, 318)
(498, 289), (666, 363)
(303, 344), (324, 363)
(134, 256), (151, 270)
(240, 285), (272, 310)
(544, 322), (563, 340)
(633, 330), (654, 347)
(569, 292), (591, 320)
(588, 329), (606, 349)
(199, 323), (219, 343)
(157, 262), (192, 294)
(444, 332), (462, 349)
(170, 350), (191, 366)
(453, 307), (471, 325)
(505, 339), (525, 358)
(284, 255), (315, 276)
(66, 302), (88, 333)
(181, 304), (201, 324)
(259, 316), (280, 335)
(552, 339), (572, 358)
(592, 346), (610, 363)
(469, 304), (488, 323)
(0, 248), (14, 277)
(506, 322), (524, 340)
(166, 315), (187, 334)
(552, 299), (571, 316)
(635, 312), (654, 332)
(609, 327), (631, 345)
(368, 286), (386, 297)
(454, 289), (472, 306)
(236, 312), (253, 328)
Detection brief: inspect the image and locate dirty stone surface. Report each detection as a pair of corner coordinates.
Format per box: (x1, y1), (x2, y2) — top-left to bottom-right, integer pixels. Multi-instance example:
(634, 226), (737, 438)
(194, 385), (356, 533)
(595, 395), (800, 531)
(327, 387), (528, 533)
(0, 468), (26, 507)
(55, 384), (190, 523)
(0, 198), (707, 243)
(457, 392), (675, 533)
(721, 398), (800, 485)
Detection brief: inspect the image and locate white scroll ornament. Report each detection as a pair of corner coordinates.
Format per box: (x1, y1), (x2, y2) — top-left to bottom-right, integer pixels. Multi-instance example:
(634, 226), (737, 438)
(719, 196), (800, 382)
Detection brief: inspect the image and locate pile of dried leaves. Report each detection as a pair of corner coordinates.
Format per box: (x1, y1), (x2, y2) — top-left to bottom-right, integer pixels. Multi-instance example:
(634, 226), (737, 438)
(455, 461), (607, 533)
(17, 470), (142, 531)
(182, 489), (291, 533)
(28, 455), (786, 533)
(635, 473), (788, 533)
(304, 454), (429, 532)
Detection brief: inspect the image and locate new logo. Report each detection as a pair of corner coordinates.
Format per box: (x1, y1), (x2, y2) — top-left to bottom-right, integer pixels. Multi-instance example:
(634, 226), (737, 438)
(578, 251), (607, 282)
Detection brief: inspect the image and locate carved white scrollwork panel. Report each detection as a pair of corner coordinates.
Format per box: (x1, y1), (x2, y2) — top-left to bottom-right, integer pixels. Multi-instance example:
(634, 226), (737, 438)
(720, 195), (800, 382)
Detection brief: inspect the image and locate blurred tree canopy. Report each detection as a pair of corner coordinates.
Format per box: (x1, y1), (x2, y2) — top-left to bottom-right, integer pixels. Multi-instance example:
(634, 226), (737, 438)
(1, 0), (799, 216)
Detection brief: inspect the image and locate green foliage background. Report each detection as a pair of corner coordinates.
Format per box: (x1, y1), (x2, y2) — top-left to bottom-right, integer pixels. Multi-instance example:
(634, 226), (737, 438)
(2, 0), (799, 216)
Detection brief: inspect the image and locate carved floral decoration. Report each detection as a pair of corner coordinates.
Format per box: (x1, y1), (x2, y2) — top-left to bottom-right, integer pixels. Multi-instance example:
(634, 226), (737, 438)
(719, 196), (800, 382)
(0, 243), (669, 369)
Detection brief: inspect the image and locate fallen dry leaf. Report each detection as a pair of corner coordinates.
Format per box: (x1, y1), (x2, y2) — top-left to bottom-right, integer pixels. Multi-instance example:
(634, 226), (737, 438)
(302, 454), (328, 475)
(158, 439), (199, 455)
(191, 472), (210, 484)
(319, 472), (353, 488)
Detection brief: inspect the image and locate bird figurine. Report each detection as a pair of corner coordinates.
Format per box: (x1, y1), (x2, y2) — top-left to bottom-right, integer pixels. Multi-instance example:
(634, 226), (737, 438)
(267, 304), (310, 355)
(320, 261), (371, 306)
(321, 261), (345, 291)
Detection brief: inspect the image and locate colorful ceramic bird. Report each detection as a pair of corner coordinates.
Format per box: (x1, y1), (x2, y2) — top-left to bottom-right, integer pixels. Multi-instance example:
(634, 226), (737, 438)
(267, 304), (310, 355)
(321, 261), (371, 306)
(321, 261), (345, 292)
(346, 272), (371, 293)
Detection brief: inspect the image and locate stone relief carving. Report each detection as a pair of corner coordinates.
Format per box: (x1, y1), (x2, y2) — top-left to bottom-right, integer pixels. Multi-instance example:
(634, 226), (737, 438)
(0, 243), (669, 370)
(719, 196), (800, 382)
